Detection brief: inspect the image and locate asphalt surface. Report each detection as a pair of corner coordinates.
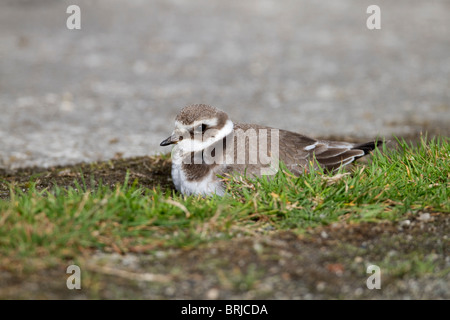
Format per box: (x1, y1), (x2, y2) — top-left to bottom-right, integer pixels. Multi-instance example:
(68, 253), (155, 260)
(1, 0), (449, 169)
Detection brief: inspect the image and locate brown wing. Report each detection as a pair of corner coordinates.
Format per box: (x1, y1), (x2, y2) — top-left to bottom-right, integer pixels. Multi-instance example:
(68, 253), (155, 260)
(224, 123), (380, 177)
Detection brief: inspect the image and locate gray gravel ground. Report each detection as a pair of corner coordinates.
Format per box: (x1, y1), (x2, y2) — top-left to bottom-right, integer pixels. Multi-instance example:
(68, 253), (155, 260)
(1, 0), (449, 169)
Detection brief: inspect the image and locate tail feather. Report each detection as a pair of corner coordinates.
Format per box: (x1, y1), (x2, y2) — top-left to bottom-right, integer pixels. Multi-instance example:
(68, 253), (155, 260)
(314, 140), (382, 172)
(352, 140), (382, 156)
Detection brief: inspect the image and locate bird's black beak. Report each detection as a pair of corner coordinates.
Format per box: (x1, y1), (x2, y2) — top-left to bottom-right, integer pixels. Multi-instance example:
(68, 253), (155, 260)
(160, 135), (182, 146)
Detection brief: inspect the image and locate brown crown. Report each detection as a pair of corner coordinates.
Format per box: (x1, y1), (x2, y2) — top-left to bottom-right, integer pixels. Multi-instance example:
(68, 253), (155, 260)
(175, 104), (228, 126)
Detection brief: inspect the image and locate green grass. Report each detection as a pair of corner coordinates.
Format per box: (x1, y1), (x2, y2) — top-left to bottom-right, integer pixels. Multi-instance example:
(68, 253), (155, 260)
(0, 136), (449, 272)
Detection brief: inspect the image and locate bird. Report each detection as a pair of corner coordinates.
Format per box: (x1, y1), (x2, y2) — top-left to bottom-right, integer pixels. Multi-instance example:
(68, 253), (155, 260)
(160, 104), (381, 196)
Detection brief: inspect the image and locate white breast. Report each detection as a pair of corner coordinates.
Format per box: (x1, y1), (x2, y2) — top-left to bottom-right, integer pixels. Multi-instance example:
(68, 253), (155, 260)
(171, 161), (225, 196)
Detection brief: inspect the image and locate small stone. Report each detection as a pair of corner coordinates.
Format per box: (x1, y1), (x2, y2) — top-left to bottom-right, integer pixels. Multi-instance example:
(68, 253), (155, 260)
(418, 213), (431, 222)
(399, 220), (411, 227)
(354, 288), (364, 296)
(253, 241), (263, 254)
(206, 288), (219, 300)
(164, 286), (175, 296)
(316, 282), (326, 291)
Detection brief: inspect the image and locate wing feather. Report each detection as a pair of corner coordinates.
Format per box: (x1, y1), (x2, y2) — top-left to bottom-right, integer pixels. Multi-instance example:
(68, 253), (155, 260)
(225, 123), (380, 176)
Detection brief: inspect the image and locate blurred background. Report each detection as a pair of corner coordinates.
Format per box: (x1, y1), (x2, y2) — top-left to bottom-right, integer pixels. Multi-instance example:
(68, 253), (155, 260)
(1, 0), (449, 169)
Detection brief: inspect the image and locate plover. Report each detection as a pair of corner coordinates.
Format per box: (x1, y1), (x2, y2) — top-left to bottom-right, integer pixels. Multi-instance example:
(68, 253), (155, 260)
(160, 104), (381, 196)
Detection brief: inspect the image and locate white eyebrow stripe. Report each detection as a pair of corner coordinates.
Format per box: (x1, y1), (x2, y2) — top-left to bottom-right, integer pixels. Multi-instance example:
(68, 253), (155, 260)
(199, 118), (218, 127)
(175, 118), (218, 130)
